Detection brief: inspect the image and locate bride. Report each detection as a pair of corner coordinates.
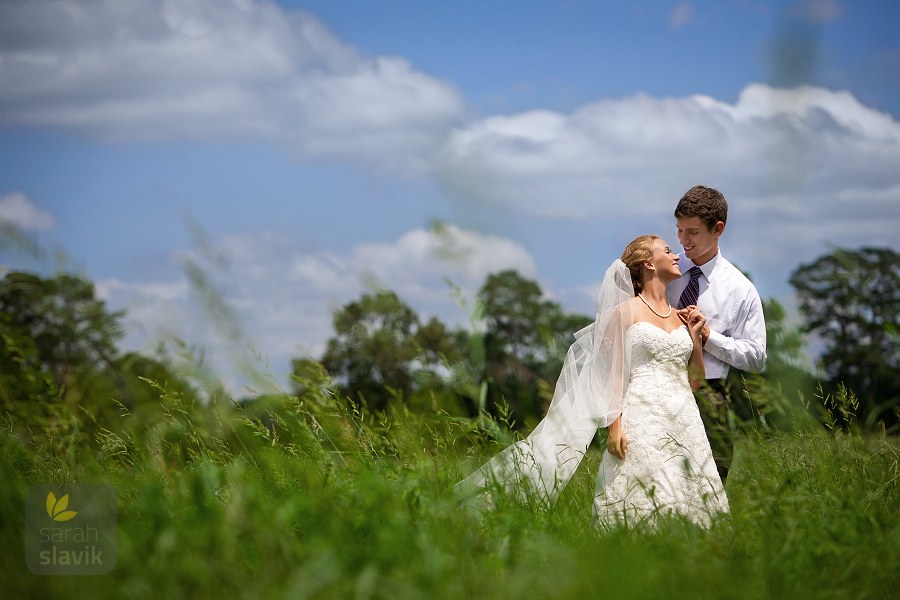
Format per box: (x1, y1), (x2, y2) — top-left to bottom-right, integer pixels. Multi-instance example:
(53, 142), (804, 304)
(456, 235), (729, 528)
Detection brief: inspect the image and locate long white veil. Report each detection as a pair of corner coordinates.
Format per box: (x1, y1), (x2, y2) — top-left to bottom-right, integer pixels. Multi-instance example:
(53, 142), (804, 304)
(455, 259), (635, 508)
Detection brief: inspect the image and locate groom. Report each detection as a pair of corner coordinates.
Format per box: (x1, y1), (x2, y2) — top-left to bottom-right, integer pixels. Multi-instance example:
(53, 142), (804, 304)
(666, 185), (767, 481)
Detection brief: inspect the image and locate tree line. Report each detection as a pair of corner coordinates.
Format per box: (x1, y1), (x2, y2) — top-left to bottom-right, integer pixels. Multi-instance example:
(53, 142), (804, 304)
(2, 246), (898, 447)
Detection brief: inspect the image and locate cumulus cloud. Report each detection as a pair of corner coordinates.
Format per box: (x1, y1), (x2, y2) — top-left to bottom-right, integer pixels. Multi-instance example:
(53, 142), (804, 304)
(99, 224), (538, 392)
(0, 192), (55, 231)
(0, 0), (463, 173)
(437, 84), (900, 215)
(435, 83), (900, 284)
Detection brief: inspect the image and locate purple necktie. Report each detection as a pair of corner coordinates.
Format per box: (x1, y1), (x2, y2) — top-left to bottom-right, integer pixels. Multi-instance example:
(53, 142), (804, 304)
(678, 266), (703, 309)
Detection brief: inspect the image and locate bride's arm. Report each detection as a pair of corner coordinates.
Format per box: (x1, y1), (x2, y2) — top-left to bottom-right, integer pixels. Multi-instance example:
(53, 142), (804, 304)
(687, 308), (706, 391)
(600, 303), (631, 459)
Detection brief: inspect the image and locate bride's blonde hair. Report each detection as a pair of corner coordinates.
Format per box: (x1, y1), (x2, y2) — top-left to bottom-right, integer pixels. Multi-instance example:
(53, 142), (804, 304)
(621, 234), (660, 294)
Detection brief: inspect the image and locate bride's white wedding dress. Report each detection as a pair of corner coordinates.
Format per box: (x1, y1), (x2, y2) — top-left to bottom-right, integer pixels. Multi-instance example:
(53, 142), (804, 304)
(593, 321), (728, 527)
(455, 260), (728, 529)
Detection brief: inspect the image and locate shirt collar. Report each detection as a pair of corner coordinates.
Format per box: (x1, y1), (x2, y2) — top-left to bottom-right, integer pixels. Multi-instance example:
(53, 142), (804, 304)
(681, 251), (721, 280)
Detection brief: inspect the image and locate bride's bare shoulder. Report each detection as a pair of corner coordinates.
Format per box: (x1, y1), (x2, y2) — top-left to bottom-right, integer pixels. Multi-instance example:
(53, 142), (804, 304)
(610, 296), (640, 323)
(623, 296), (641, 312)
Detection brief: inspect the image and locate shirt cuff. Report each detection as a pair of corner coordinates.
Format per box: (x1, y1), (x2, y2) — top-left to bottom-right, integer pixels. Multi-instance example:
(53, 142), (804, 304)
(705, 329), (727, 354)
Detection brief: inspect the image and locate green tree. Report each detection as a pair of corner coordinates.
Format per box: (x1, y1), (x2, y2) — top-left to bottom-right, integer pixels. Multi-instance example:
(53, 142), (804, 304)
(414, 316), (461, 373)
(0, 271), (124, 380)
(789, 247), (900, 429)
(0, 271), (125, 442)
(318, 290), (433, 410)
(726, 297), (818, 430)
(0, 308), (59, 428)
(478, 270), (591, 425)
(0, 270), (198, 443)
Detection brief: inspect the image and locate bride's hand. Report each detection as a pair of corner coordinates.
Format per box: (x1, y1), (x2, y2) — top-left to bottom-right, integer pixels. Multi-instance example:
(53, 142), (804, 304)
(687, 307), (708, 345)
(607, 417), (628, 460)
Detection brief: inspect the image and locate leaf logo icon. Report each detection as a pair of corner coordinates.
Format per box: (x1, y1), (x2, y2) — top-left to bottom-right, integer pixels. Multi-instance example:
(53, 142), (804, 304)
(45, 492), (78, 522)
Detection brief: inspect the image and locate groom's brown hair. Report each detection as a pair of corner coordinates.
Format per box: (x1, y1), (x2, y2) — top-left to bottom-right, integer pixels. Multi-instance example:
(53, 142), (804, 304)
(675, 185), (728, 231)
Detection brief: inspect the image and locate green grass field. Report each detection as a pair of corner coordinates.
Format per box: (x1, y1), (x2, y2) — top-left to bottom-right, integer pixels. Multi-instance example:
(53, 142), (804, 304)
(2, 378), (898, 599)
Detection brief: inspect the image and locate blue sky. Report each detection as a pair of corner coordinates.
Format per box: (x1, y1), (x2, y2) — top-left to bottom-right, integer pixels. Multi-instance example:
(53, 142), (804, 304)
(1, 0), (898, 394)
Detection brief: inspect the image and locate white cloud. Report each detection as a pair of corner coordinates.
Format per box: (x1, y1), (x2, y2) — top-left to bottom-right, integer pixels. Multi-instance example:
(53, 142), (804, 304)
(436, 84), (900, 217)
(351, 224), (538, 304)
(434, 83), (900, 289)
(100, 224), (538, 393)
(0, 192), (55, 231)
(669, 2), (695, 29)
(0, 0), (463, 173)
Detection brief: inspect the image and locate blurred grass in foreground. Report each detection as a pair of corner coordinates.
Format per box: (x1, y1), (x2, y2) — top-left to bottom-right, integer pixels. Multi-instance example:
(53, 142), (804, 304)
(1, 366), (897, 600)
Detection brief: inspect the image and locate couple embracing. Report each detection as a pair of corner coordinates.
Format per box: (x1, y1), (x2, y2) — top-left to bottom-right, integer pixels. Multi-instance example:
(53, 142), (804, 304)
(456, 185), (767, 528)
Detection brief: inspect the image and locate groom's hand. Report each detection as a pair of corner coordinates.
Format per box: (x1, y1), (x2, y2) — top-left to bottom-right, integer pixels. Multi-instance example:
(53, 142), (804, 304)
(676, 306), (694, 324)
(678, 305), (710, 344)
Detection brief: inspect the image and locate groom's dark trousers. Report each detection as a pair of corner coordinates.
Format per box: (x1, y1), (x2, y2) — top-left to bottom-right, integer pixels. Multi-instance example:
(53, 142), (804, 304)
(695, 378), (751, 482)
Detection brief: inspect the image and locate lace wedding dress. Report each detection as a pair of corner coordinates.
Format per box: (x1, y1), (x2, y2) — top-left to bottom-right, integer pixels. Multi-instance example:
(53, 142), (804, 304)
(455, 260), (728, 529)
(592, 321), (728, 527)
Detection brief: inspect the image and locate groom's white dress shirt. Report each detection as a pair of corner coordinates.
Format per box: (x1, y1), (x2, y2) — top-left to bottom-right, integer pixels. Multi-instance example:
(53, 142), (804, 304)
(666, 252), (767, 380)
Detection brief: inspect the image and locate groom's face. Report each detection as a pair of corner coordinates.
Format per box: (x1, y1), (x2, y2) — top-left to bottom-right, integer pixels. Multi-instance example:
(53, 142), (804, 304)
(676, 217), (722, 266)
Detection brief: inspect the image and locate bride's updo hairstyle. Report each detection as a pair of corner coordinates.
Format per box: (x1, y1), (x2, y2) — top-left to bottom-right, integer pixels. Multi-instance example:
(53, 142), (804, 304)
(621, 234), (660, 295)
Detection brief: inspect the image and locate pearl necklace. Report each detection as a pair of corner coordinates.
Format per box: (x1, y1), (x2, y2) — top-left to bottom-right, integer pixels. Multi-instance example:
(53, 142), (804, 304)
(637, 293), (672, 318)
